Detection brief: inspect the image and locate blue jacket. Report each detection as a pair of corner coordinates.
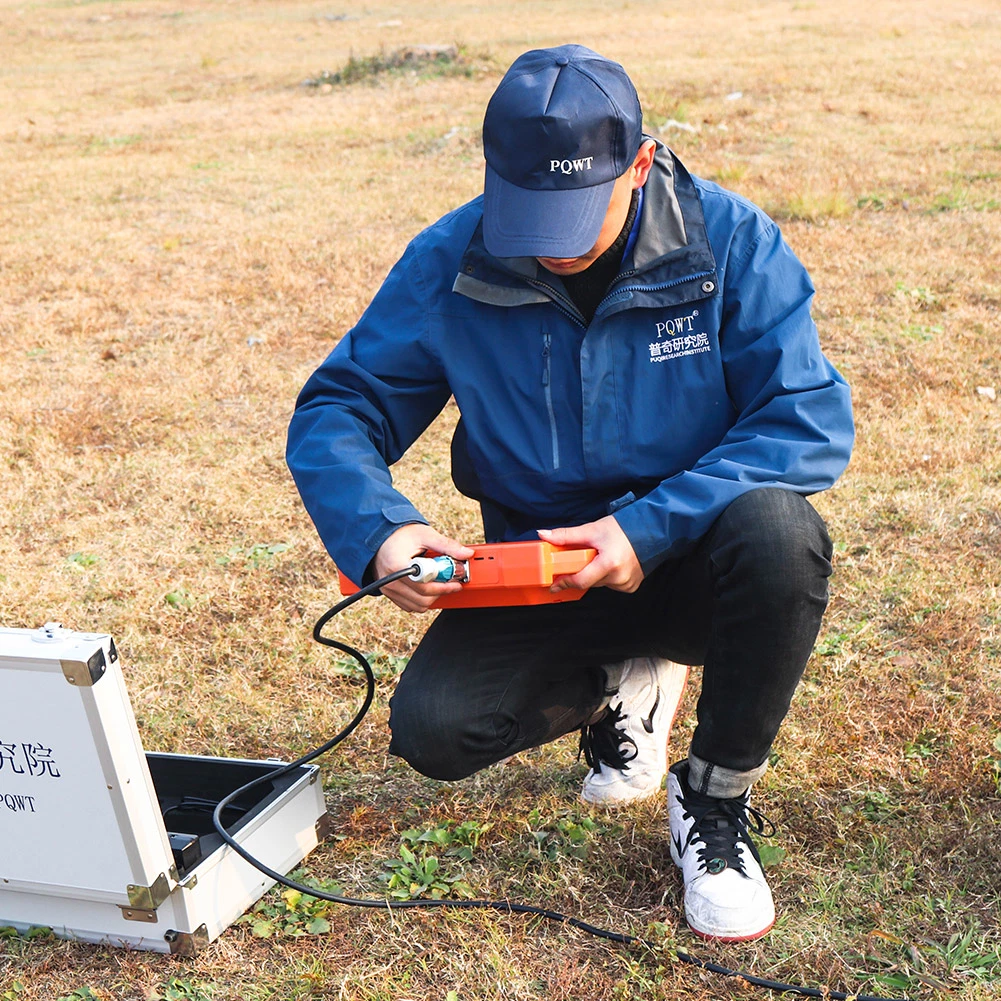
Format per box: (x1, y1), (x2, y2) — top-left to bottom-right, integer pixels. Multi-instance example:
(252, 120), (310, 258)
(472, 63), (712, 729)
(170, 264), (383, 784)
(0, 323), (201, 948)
(287, 144), (854, 585)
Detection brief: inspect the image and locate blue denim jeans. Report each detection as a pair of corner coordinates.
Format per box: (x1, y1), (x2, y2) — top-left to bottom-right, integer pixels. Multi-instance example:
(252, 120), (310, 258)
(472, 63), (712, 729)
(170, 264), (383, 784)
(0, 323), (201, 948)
(388, 488), (833, 797)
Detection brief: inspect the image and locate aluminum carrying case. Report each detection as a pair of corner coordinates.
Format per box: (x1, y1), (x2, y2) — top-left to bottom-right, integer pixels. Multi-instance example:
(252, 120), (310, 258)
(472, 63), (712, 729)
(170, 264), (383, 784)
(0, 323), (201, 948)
(0, 623), (329, 954)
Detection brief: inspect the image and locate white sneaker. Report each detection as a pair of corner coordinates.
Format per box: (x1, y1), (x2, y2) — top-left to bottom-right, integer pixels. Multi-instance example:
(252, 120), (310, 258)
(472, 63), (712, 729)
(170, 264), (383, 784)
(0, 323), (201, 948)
(579, 657), (688, 805)
(667, 761), (776, 941)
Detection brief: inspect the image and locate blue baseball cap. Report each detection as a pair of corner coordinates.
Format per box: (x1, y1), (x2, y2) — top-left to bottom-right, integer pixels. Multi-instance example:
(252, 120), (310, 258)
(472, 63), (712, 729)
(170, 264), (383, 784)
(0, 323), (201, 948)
(482, 45), (643, 259)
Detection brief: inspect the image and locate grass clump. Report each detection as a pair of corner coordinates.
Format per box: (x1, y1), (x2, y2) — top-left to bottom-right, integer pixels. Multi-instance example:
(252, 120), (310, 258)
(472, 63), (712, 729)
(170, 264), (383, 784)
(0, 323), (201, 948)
(378, 820), (490, 900)
(768, 187), (854, 222)
(930, 185), (1000, 213)
(216, 541), (291, 569)
(149, 980), (218, 1001)
(526, 808), (621, 863)
(239, 875), (343, 938)
(862, 925), (1001, 994)
(303, 46), (478, 88)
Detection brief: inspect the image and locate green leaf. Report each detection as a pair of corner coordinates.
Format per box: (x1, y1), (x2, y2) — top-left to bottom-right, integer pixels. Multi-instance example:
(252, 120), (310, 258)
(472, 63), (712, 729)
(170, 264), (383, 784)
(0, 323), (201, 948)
(306, 916), (331, 935)
(164, 588), (193, 609)
(757, 844), (787, 868)
(874, 972), (915, 990)
(992, 734), (1001, 754)
(250, 919), (275, 938)
(282, 888), (303, 911)
(66, 552), (99, 569)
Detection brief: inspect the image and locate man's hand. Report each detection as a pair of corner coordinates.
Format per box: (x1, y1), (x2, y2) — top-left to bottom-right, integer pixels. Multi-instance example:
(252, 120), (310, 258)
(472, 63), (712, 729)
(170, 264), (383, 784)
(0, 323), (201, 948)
(538, 516), (644, 593)
(373, 524), (475, 613)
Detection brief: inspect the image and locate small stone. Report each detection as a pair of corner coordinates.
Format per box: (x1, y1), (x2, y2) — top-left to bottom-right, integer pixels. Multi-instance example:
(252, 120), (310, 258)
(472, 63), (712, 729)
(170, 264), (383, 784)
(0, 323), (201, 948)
(725, 90), (743, 101)
(976, 386), (996, 400)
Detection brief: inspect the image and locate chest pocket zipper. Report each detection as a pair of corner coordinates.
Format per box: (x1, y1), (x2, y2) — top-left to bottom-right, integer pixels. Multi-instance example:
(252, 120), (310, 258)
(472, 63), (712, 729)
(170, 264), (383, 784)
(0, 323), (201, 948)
(542, 330), (560, 471)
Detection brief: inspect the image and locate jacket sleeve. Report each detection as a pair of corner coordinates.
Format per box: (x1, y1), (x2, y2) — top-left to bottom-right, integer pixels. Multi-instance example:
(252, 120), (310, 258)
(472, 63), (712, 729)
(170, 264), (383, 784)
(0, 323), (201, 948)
(612, 221), (854, 574)
(286, 243), (451, 584)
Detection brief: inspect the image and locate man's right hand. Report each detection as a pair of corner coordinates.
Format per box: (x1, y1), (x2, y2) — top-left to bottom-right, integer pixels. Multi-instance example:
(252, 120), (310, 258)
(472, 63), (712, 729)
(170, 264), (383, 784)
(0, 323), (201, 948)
(372, 524), (475, 613)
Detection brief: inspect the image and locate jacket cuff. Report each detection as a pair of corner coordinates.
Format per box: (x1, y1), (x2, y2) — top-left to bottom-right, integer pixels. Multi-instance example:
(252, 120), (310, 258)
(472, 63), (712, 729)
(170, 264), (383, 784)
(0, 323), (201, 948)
(339, 504), (428, 587)
(611, 502), (679, 578)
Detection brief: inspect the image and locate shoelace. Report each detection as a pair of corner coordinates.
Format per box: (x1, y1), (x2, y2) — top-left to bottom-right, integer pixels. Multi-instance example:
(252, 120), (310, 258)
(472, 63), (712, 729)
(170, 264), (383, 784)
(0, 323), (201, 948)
(578, 701), (638, 773)
(677, 787), (776, 876)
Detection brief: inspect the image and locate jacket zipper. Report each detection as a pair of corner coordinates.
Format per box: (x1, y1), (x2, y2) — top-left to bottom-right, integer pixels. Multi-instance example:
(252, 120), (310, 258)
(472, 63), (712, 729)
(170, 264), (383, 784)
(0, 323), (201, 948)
(526, 279), (586, 328)
(541, 331), (560, 470)
(594, 268), (718, 317)
(526, 268), (716, 326)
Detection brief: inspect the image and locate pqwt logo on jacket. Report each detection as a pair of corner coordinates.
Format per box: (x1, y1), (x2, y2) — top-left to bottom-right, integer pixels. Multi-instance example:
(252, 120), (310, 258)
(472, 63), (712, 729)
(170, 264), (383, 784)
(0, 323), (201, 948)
(649, 309), (711, 363)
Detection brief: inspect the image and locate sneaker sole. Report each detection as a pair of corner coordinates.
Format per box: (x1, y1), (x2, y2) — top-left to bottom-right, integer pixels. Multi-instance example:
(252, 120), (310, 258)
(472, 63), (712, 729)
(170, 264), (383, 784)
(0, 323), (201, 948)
(687, 917), (775, 942)
(580, 662), (690, 806)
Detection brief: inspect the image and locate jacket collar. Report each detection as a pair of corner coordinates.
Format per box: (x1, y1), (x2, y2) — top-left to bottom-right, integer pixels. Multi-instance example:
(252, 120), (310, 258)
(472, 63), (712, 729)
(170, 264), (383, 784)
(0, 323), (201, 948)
(453, 140), (717, 312)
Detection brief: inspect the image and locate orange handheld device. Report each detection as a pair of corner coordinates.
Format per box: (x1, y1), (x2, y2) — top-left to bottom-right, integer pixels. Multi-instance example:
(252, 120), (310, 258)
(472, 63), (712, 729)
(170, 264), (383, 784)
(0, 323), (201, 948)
(337, 540), (597, 609)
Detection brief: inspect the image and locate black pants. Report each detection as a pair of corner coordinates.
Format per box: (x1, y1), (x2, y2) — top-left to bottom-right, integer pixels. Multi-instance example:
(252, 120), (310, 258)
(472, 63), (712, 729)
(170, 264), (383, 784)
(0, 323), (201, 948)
(388, 489), (833, 797)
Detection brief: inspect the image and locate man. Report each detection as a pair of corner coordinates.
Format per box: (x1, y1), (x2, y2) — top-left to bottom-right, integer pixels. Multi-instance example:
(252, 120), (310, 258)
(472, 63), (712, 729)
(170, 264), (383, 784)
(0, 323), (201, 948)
(287, 45), (853, 942)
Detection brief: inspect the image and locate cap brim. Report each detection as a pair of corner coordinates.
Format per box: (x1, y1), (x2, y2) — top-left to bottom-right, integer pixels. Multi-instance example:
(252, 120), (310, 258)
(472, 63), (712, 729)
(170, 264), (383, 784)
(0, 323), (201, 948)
(482, 163), (616, 259)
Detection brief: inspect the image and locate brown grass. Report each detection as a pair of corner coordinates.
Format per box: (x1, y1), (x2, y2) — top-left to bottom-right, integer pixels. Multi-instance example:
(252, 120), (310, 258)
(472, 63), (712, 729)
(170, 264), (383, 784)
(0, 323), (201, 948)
(2, 0), (1000, 998)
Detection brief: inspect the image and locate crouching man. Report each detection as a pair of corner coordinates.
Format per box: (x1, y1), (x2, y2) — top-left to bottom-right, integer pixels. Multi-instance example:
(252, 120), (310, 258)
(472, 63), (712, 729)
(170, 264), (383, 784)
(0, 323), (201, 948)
(287, 45), (853, 941)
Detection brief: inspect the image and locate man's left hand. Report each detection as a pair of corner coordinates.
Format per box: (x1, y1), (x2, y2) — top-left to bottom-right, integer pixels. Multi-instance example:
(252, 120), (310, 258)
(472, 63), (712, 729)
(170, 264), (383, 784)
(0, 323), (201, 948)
(537, 516), (644, 593)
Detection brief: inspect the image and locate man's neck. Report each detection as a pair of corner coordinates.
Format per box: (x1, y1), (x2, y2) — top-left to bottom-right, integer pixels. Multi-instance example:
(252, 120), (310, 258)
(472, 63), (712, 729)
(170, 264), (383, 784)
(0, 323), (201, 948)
(560, 188), (641, 324)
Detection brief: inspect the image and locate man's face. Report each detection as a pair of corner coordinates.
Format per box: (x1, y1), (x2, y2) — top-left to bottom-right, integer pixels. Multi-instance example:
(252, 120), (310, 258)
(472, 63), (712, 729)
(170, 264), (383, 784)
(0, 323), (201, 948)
(535, 140), (655, 277)
(536, 172), (636, 276)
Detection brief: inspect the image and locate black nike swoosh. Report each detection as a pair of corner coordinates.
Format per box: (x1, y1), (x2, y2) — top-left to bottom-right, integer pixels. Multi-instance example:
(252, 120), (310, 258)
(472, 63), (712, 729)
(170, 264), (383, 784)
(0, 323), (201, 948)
(672, 831), (685, 859)
(641, 685), (661, 733)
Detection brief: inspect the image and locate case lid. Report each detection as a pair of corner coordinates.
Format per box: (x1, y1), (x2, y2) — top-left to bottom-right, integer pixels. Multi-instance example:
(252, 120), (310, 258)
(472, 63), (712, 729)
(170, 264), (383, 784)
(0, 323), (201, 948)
(0, 624), (176, 906)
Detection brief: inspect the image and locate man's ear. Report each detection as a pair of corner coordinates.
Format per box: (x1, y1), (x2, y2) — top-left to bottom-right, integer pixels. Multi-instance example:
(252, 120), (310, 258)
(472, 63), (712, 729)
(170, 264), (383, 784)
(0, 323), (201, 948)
(631, 139), (657, 189)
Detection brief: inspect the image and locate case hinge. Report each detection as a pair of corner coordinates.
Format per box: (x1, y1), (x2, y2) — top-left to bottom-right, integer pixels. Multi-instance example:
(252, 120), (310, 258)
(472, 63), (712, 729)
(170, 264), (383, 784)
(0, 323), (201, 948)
(127, 872), (171, 910)
(164, 924), (210, 956)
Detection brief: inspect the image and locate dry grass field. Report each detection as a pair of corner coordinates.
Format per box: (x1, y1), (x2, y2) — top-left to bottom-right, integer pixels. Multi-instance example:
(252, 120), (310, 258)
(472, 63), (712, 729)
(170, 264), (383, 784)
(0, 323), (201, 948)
(2, 0), (1000, 997)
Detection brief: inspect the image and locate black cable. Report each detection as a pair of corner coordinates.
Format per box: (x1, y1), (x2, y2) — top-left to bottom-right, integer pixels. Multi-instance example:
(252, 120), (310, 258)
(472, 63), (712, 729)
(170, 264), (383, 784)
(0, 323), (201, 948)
(212, 568), (916, 1001)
